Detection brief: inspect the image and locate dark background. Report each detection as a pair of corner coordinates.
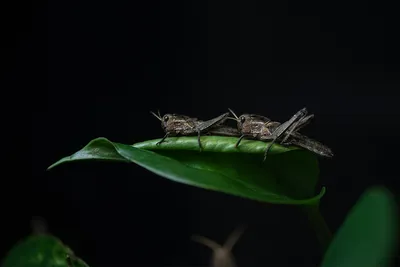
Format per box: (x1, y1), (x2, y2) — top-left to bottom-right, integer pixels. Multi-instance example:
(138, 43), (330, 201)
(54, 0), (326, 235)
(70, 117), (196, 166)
(2, 0), (400, 266)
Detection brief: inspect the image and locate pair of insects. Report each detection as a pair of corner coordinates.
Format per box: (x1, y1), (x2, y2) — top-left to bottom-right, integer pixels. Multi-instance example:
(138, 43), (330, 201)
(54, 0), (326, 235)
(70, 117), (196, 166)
(151, 108), (333, 161)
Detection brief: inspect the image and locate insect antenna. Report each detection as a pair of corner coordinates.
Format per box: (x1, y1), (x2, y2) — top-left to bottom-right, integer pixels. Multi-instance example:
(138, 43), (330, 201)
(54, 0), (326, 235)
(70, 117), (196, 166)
(228, 108), (239, 121)
(226, 117), (239, 121)
(150, 111), (162, 121)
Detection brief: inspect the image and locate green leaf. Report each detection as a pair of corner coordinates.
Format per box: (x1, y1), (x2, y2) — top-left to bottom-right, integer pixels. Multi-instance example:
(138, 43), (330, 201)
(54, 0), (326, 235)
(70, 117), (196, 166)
(1, 234), (90, 267)
(48, 136), (325, 204)
(320, 186), (398, 267)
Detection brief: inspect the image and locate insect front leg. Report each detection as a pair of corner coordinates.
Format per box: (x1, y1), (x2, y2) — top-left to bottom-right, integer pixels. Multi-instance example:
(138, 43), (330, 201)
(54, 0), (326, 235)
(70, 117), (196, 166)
(196, 128), (204, 152)
(235, 134), (253, 148)
(156, 132), (170, 145)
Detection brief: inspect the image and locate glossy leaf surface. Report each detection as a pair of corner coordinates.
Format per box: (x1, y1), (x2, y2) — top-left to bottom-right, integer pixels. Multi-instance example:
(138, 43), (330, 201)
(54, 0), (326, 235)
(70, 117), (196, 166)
(48, 136), (325, 204)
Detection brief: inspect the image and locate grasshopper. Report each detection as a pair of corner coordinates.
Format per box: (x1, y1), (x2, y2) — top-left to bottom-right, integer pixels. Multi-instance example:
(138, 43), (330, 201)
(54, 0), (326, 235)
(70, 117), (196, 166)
(151, 111), (239, 151)
(228, 108), (333, 160)
(254, 115), (334, 158)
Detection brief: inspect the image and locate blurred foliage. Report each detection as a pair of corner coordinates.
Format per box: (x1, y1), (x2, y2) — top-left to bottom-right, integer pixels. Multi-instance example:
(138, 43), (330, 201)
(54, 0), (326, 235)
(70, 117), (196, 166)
(1, 234), (90, 267)
(320, 186), (398, 267)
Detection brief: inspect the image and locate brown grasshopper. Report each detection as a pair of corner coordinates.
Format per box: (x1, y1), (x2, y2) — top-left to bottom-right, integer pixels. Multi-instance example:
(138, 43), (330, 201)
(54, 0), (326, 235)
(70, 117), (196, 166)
(228, 108), (333, 160)
(191, 225), (246, 267)
(151, 111), (240, 151)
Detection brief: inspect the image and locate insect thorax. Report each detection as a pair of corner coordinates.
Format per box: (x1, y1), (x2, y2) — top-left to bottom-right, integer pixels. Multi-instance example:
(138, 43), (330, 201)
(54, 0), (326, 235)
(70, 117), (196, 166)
(165, 117), (197, 134)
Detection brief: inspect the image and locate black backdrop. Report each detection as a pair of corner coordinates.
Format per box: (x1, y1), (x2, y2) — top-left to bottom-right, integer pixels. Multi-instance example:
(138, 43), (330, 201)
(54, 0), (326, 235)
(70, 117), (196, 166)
(2, 0), (400, 266)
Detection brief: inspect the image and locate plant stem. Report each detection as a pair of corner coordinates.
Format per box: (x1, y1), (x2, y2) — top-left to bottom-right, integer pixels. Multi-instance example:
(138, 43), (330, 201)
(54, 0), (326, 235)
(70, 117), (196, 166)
(301, 204), (332, 254)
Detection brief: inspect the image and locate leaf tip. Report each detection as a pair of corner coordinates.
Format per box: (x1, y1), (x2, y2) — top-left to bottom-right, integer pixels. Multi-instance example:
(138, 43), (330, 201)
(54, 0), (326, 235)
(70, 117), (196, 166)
(47, 157), (68, 170)
(301, 186), (326, 205)
(315, 186), (327, 201)
(46, 137), (115, 171)
(47, 161), (59, 171)
(319, 186), (327, 197)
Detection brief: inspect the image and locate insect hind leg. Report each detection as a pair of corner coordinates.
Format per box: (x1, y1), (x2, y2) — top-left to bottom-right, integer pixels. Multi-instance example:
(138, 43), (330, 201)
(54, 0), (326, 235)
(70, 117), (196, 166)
(263, 108), (308, 161)
(280, 111), (311, 144)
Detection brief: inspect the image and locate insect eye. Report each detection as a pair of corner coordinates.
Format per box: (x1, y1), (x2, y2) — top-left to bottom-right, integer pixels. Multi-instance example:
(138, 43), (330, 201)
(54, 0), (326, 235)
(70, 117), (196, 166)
(163, 115), (169, 122)
(240, 116), (246, 123)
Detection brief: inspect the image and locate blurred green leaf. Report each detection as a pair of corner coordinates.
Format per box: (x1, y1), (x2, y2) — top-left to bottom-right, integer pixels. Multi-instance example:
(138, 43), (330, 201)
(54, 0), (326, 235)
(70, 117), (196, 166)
(320, 186), (398, 267)
(48, 136), (324, 204)
(1, 234), (89, 267)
